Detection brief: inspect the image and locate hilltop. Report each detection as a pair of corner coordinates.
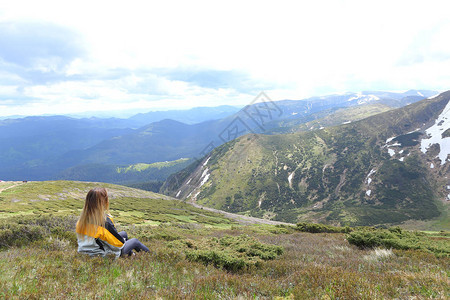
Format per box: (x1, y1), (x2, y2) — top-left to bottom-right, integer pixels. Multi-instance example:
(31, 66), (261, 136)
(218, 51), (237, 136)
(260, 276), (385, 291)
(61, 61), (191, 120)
(0, 180), (230, 227)
(0, 180), (287, 227)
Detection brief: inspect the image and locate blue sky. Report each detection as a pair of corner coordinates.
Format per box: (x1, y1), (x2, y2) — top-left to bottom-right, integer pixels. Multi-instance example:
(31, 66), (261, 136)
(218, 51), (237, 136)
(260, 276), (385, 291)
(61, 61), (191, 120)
(0, 0), (450, 117)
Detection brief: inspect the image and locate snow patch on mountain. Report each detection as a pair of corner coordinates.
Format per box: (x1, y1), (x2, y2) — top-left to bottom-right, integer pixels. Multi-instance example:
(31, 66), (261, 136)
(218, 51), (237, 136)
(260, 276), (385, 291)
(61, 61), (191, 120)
(199, 168), (210, 187)
(188, 169), (210, 201)
(407, 128), (421, 134)
(386, 136), (396, 143)
(288, 171), (295, 188)
(428, 93), (441, 100)
(366, 168), (376, 186)
(347, 93), (380, 105)
(365, 169), (376, 196)
(192, 190), (201, 200)
(420, 99), (450, 165)
(388, 148), (395, 157)
(203, 157), (211, 167)
(258, 192), (266, 208)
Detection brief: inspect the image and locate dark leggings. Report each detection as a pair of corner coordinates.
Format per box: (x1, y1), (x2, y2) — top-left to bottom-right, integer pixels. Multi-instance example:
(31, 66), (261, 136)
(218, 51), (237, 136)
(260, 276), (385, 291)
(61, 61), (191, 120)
(119, 231), (150, 256)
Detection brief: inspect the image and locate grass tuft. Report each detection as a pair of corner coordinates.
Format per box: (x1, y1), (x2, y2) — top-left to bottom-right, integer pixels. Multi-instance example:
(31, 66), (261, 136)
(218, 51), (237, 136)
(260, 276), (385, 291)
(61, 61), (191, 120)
(363, 248), (394, 262)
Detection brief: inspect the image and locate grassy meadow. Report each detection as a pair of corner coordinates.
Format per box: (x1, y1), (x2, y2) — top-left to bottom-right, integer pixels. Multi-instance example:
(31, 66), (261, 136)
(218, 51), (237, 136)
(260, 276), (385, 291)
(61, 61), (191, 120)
(0, 181), (449, 299)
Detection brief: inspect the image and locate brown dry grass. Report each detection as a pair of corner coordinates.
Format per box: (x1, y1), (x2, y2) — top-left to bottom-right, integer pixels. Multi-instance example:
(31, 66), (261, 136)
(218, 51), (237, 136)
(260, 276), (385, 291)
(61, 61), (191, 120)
(1, 225), (448, 299)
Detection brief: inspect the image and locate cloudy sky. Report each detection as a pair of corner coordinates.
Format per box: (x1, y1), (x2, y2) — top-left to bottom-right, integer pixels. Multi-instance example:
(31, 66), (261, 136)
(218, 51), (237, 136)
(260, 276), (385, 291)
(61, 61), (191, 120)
(0, 0), (449, 117)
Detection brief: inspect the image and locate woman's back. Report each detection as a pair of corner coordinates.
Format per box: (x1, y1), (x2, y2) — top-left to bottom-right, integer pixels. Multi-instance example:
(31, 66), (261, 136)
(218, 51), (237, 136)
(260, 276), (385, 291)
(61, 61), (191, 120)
(76, 214), (125, 257)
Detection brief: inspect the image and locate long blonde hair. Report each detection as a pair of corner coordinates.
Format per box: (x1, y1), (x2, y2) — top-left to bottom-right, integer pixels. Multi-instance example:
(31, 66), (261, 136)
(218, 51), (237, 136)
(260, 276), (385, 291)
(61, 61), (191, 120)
(76, 187), (110, 237)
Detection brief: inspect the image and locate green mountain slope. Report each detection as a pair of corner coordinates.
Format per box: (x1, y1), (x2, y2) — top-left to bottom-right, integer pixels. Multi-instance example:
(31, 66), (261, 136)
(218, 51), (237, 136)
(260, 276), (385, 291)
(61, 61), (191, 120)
(162, 92), (450, 228)
(57, 158), (192, 192)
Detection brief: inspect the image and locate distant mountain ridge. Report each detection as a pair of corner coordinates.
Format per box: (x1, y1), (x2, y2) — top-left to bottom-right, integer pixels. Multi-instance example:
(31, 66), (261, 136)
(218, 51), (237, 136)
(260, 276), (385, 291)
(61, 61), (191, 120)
(129, 105), (241, 125)
(0, 106), (240, 180)
(54, 90), (437, 167)
(0, 90), (438, 184)
(162, 91), (449, 229)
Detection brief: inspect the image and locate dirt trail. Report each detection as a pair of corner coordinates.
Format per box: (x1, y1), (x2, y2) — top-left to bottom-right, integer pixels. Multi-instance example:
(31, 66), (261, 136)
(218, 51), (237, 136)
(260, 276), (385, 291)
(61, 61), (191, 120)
(0, 182), (24, 194)
(189, 202), (293, 226)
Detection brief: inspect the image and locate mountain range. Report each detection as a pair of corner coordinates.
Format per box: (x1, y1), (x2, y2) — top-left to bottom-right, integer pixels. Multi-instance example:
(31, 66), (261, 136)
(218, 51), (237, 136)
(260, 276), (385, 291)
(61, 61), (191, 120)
(162, 91), (449, 228)
(0, 90), (439, 189)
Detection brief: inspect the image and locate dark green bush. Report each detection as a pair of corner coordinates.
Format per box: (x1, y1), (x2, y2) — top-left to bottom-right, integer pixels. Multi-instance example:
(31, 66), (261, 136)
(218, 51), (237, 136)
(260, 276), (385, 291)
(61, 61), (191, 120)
(268, 225), (294, 234)
(185, 250), (247, 272)
(0, 223), (45, 249)
(296, 222), (352, 233)
(347, 227), (449, 257)
(179, 235), (284, 272)
(0, 215), (78, 249)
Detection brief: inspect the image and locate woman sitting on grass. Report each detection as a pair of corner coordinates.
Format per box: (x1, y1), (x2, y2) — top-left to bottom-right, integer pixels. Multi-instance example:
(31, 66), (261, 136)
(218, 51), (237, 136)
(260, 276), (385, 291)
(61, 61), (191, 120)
(76, 187), (149, 257)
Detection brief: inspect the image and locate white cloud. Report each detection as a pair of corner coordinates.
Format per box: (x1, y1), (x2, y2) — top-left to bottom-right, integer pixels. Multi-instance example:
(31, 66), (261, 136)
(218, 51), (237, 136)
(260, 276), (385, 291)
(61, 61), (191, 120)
(10, 74), (248, 116)
(0, 0), (449, 116)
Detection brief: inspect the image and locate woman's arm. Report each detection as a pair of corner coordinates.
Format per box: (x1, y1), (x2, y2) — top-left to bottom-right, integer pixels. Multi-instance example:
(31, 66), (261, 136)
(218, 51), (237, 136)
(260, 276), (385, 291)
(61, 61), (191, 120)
(95, 216), (125, 248)
(105, 216), (126, 244)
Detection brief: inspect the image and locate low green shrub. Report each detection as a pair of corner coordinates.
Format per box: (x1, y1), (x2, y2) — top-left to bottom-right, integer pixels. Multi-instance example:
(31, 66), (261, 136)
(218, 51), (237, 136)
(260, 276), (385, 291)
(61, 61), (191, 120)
(347, 227), (449, 257)
(131, 224), (182, 242)
(296, 222), (352, 233)
(0, 215), (78, 249)
(185, 249), (247, 272)
(172, 234), (284, 272)
(269, 224), (296, 234)
(0, 223), (45, 249)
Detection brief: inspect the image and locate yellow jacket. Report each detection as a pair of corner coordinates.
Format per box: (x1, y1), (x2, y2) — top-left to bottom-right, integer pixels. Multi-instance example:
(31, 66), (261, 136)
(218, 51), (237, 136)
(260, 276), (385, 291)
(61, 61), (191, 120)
(76, 215), (125, 257)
